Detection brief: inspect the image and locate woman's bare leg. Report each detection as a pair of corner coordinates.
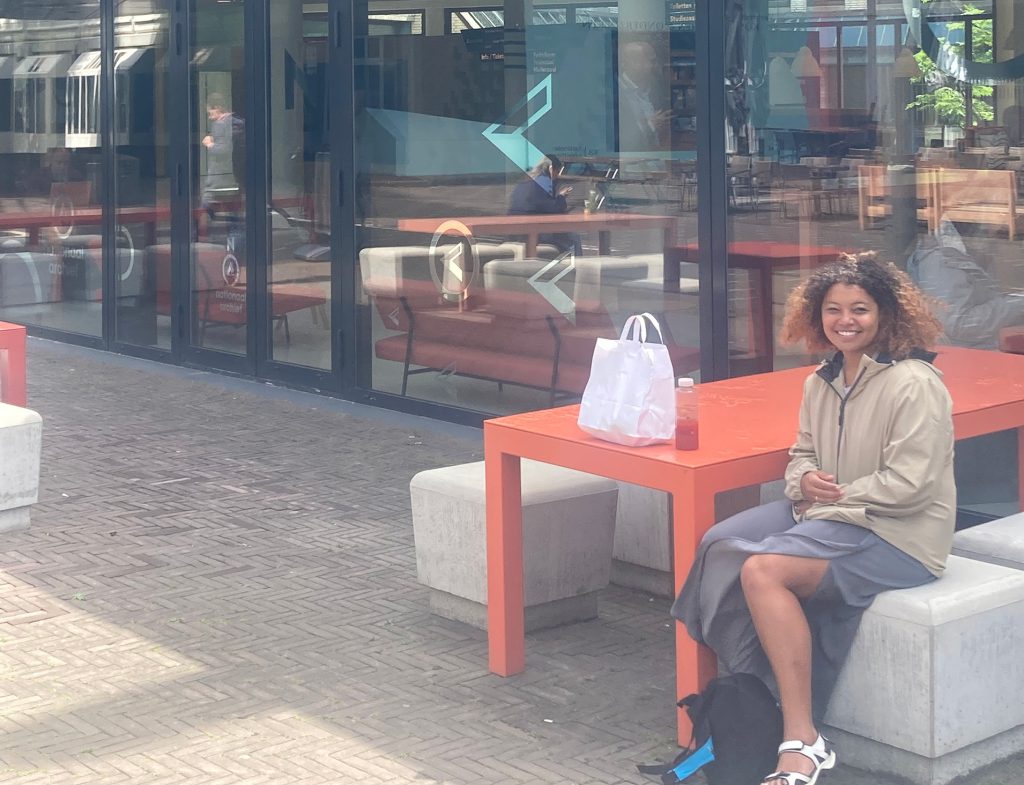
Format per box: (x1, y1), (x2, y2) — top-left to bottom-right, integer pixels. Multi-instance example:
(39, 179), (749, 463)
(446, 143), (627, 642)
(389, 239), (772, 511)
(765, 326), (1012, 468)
(740, 554), (830, 782)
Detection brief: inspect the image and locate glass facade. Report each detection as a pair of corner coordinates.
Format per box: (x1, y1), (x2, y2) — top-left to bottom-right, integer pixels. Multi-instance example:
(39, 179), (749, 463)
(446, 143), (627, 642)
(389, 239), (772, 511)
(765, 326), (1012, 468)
(189, 0), (250, 356)
(723, 0), (1022, 516)
(115, 0), (170, 349)
(0, 1), (103, 336)
(0, 0), (1020, 508)
(267, 1), (332, 370)
(354, 1), (701, 413)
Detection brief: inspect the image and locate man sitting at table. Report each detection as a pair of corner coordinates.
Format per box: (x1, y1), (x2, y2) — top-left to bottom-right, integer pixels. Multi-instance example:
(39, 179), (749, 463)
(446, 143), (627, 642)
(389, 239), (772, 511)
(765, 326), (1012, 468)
(508, 155), (582, 256)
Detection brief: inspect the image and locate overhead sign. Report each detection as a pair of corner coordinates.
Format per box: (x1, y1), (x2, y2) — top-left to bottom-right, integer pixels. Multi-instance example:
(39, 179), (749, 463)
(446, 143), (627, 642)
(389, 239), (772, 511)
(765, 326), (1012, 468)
(669, 1), (696, 30)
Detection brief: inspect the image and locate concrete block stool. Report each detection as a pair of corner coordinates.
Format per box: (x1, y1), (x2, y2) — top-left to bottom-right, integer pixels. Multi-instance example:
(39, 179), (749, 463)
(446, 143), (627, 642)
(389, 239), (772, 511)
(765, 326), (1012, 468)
(824, 555), (1024, 785)
(610, 483), (766, 598)
(611, 484), (673, 597)
(410, 460), (618, 632)
(0, 403), (42, 533)
(952, 512), (1024, 569)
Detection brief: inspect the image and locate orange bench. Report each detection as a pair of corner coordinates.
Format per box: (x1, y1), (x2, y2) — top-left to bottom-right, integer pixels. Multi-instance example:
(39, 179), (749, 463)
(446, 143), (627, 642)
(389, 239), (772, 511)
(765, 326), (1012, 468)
(148, 244), (327, 343)
(361, 251), (700, 405)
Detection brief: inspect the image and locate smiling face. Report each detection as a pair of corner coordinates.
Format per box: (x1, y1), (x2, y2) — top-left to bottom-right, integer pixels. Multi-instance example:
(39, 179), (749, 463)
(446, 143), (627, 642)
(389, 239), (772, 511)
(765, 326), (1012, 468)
(820, 283), (881, 361)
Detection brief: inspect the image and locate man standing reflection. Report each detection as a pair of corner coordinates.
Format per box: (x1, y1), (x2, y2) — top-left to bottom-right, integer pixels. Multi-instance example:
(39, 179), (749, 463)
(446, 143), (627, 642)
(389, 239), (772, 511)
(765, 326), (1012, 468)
(618, 40), (671, 153)
(200, 92), (244, 241)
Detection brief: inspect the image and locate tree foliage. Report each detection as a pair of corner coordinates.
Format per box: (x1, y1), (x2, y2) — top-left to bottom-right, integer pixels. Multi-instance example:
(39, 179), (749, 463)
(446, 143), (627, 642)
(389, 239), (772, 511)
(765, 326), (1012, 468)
(906, 2), (994, 127)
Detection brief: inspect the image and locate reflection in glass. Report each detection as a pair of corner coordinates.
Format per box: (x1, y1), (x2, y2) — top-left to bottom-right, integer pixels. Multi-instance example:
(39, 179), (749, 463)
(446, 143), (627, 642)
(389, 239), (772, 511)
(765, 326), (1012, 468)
(267, 1), (332, 369)
(190, 0), (247, 354)
(724, 0), (1021, 512)
(115, 3), (170, 348)
(0, 2), (102, 336)
(355, 1), (701, 415)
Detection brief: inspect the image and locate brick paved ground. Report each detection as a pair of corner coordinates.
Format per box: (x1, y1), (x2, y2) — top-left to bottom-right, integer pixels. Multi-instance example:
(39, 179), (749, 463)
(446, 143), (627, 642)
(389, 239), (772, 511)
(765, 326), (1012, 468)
(1, 338), (1021, 785)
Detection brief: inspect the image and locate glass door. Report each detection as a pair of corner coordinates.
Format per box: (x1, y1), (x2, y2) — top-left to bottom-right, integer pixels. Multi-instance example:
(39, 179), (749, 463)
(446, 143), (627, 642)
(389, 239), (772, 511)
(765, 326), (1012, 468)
(720, 0), (1021, 511)
(187, 0), (251, 360)
(114, 0), (172, 350)
(264, 1), (333, 373)
(0, 1), (103, 337)
(174, 0), (338, 384)
(351, 1), (703, 416)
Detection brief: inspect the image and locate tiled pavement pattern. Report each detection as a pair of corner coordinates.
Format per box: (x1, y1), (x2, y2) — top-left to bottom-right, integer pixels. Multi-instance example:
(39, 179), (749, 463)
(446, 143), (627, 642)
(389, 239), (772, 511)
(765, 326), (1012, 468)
(2, 339), (1022, 785)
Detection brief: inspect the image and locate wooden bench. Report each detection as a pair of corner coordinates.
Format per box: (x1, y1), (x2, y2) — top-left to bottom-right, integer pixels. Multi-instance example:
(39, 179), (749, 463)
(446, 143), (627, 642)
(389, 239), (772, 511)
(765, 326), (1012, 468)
(857, 164), (939, 232)
(935, 168), (1024, 239)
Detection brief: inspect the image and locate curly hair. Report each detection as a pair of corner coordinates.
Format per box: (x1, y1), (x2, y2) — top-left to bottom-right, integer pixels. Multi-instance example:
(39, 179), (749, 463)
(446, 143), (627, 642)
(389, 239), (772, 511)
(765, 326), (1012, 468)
(779, 251), (942, 359)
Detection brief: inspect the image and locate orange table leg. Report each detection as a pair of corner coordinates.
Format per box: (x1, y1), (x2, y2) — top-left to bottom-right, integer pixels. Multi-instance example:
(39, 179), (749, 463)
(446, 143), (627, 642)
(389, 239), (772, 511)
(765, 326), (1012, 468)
(486, 442), (525, 676)
(673, 473), (719, 746)
(0, 323), (27, 407)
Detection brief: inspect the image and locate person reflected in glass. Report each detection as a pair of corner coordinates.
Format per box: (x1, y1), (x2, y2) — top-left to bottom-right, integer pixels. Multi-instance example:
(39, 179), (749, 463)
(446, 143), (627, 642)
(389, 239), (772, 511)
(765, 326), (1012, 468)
(508, 155), (581, 256)
(200, 92), (244, 242)
(906, 222), (1024, 512)
(673, 253), (954, 785)
(907, 221), (1024, 350)
(618, 40), (671, 153)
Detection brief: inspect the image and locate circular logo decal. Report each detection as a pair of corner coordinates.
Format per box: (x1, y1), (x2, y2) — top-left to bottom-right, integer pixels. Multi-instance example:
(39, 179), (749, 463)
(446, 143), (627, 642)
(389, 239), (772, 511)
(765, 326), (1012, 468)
(428, 220), (477, 299)
(117, 225), (136, 283)
(222, 253), (240, 286)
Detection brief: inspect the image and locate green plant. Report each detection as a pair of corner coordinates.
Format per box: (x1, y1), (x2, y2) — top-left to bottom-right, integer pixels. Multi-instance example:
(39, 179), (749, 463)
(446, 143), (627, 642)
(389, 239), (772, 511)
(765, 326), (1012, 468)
(906, 2), (994, 127)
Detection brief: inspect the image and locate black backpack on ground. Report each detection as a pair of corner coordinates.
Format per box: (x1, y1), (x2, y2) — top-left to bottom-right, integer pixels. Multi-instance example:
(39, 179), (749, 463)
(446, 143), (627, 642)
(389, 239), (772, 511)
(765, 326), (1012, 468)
(638, 673), (783, 785)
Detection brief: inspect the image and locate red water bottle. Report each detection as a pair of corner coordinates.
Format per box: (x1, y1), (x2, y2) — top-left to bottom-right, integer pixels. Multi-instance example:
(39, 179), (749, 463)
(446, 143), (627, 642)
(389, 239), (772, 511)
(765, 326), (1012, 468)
(675, 377), (699, 450)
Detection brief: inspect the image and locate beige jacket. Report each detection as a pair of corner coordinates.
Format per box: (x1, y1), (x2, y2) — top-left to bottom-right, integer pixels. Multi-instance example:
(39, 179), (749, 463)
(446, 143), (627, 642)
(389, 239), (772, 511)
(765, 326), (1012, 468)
(784, 351), (956, 575)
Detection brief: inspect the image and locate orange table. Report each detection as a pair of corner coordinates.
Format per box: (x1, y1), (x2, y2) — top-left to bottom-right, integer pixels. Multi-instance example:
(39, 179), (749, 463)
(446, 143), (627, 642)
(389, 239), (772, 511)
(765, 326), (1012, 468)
(484, 346), (1024, 744)
(0, 205), (168, 245)
(665, 241), (848, 371)
(397, 212), (676, 258)
(0, 321), (27, 407)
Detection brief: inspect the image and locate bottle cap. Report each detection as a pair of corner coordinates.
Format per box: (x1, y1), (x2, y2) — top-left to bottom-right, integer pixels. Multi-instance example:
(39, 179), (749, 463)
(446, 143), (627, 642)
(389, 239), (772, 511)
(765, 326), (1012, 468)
(677, 377), (695, 388)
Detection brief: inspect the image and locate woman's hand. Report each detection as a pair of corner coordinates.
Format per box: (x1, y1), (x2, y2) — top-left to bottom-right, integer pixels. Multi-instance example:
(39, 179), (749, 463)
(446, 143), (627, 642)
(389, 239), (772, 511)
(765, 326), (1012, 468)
(800, 470), (843, 505)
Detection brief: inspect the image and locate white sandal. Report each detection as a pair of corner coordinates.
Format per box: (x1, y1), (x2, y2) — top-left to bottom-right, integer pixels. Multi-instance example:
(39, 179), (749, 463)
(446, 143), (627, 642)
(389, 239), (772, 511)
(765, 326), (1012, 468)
(760, 733), (836, 785)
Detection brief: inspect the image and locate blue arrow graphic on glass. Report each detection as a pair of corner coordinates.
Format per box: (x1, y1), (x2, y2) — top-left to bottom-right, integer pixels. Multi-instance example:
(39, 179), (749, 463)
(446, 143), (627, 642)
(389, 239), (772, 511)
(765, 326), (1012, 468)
(528, 251), (576, 324)
(483, 76), (552, 173)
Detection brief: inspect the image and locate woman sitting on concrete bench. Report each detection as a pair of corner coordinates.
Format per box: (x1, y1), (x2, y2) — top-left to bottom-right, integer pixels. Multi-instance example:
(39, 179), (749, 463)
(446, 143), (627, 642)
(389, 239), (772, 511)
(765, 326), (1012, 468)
(672, 254), (955, 785)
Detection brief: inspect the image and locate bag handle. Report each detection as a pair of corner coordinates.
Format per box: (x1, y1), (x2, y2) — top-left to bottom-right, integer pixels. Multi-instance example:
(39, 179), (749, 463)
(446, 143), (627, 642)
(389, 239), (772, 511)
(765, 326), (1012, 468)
(620, 312), (666, 344)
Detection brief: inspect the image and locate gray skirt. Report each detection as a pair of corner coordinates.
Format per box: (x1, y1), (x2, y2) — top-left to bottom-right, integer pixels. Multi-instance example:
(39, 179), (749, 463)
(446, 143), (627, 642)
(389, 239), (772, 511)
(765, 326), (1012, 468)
(670, 499), (936, 719)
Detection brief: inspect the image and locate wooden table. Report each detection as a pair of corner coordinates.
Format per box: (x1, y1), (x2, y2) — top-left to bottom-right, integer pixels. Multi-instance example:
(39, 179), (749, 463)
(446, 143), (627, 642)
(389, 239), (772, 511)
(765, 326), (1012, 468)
(396, 212), (677, 258)
(484, 346), (1024, 744)
(0, 321), (27, 407)
(664, 241), (848, 371)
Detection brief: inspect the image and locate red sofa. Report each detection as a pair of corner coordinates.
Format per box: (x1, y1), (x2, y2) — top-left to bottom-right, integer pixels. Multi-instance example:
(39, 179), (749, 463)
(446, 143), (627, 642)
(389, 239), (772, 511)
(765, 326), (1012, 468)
(360, 246), (700, 404)
(148, 243), (327, 342)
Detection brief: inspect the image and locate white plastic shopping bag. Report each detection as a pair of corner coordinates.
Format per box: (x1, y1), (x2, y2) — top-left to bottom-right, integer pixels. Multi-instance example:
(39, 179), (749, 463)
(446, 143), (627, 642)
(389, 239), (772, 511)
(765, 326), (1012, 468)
(577, 312), (676, 447)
